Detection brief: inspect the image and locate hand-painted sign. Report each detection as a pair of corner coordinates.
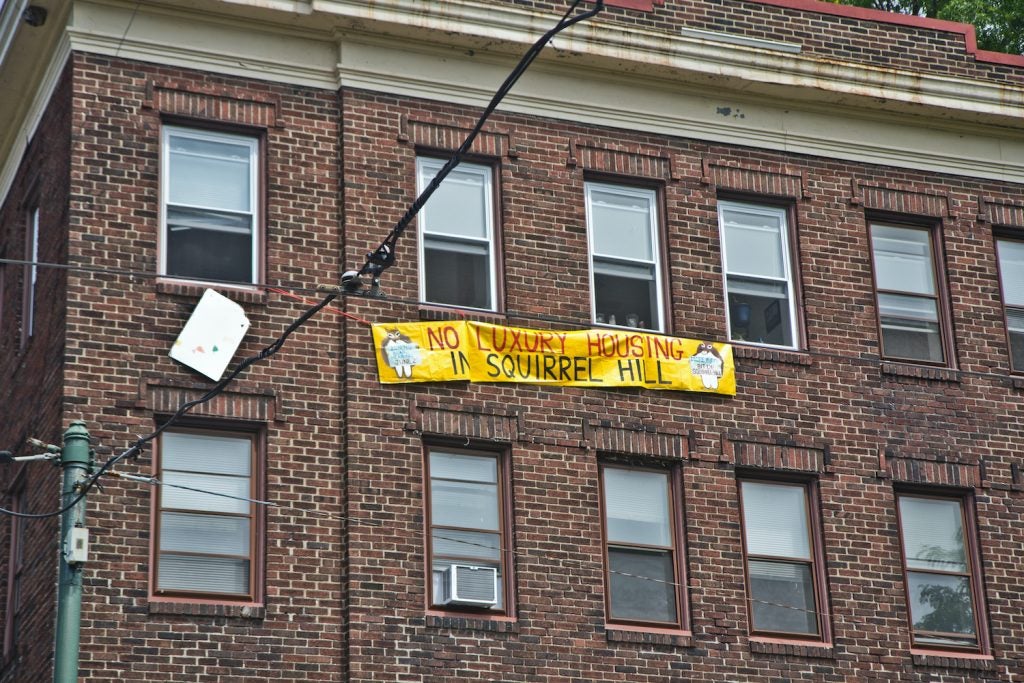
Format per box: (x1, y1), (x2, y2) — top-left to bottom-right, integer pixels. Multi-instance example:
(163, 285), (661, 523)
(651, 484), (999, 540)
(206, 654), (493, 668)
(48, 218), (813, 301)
(372, 321), (735, 395)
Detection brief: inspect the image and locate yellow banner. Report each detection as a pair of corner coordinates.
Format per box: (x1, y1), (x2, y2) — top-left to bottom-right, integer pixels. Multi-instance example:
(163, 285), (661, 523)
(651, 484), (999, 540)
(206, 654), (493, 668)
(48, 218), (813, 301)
(372, 321), (735, 395)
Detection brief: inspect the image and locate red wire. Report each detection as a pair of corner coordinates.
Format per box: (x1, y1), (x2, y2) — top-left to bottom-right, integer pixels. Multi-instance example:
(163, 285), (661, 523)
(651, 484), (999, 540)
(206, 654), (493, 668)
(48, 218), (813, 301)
(265, 287), (371, 325)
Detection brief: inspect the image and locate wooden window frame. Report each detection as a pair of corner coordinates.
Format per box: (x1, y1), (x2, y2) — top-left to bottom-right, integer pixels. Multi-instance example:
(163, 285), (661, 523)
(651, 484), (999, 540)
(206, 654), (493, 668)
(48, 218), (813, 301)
(993, 231), (1024, 373)
(867, 217), (954, 366)
(3, 476), (25, 660)
(423, 443), (514, 618)
(158, 122), (265, 288)
(737, 475), (831, 643)
(415, 155), (503, 313)
(584, 178), (669, 333)
(894, 489), (989, 654)
(598, 461), (688, 631)
(717, 197), (804, 350)
(149, 425), (264, 605)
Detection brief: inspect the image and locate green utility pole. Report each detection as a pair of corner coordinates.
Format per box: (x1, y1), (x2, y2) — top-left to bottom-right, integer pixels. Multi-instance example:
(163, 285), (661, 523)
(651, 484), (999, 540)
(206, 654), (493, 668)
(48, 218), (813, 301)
(53, 421), (92, 683)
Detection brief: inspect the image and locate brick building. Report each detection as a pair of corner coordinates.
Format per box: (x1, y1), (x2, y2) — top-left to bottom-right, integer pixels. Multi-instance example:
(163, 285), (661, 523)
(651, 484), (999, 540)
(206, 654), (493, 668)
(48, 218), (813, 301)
(1, 0), (1024, 680)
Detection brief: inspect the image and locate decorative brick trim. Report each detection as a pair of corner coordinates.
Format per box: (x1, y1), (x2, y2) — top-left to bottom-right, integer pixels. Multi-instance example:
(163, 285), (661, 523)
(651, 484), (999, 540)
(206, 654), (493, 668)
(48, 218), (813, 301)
(724, 435), (828, 472)
(147, 601), (265, 619)
(398, 114), (516, 158)
(880, 362), (961, 383)
(978, 196), (1024, 227)
(605, 628), (691, 647)
(851, 180), (953, 218)
(409, 399), (520, 443)
(425, 614), (519, 633)
(881, 448), (982, 488)
(733, 345), (812, 366)
(583, 419), (688, 459)
(155, 279), (267, 304)
(702, 159), (805, 198)
(145, 81), (282, 128)
(910, 652), (995, 670)
(601, 0), (665, 10)
(136, 380), (278, 422)
(749, 639), (834, 658)
(568, 139), (675, 180)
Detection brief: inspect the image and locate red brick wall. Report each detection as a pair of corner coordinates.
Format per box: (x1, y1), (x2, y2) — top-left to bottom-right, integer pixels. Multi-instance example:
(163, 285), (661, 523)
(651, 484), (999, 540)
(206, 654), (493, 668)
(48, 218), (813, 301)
(341, 88), (1024, 681)
(0, 61), (72, 683)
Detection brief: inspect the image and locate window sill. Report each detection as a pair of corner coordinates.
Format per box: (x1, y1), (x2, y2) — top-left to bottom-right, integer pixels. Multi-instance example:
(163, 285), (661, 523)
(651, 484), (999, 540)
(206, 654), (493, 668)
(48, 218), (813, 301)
(880, 361), (960, 383)
(418, 305), (505, 323)
(910, 650), (995, 670)
(156, 278), (267, 304)
(605, 625), (692, 648)
(749, 637), (834, 658)
(733, 345), (811, 366)
(424, 612), (518, 633)
(147, 601), (265, 619)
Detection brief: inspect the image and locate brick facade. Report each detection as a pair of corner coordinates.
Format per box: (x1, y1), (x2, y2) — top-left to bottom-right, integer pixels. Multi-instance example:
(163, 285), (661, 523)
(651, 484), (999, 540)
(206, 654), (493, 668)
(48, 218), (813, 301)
(1, 0), (1023, 681)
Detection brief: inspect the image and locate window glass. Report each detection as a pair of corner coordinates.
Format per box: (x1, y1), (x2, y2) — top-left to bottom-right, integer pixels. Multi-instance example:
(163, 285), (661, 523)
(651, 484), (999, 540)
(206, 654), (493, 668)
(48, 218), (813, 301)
(872, 225), (937, 295)
(601, 465), (684, 627)
(741, 481), (810, 559)
(427, 449), (507, 611)
(155, 430), (257, 600)
(418, 158), (496, 310)
(897, 494), (981, 650)
(718, 201), (797, 348)
(739, 480), (821, 637)
(161, 126), (258, 284)
(586, 183), (663, 331)
(603, 468), (671, 547)
(996, 238), (1024, 306)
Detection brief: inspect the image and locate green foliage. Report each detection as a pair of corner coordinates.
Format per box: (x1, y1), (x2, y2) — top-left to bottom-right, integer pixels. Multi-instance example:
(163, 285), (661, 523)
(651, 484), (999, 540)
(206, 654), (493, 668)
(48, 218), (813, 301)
(828, 0), (1024, 54)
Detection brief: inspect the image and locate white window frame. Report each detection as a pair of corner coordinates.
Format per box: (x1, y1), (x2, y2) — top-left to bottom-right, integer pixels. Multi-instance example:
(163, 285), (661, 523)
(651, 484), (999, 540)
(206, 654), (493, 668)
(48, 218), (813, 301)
(159, 125), (260, 285)
(585, 182), (664, 332)
(717, 200), (799, 349)
(22, 207), (38, 345)
(416, 157), (498, 311)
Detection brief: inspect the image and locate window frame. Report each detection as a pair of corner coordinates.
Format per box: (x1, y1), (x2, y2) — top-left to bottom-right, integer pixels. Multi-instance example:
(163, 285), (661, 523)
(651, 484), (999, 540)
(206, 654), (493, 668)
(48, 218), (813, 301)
(993, 231), (1024, 373)
(423, 443), (514, 617)
(894, 489), (989, 654)
(867, 218), (954, 366)
(3, 476), (25, 660)
(20, 206), (38, 348)
(598, 461), (689, 631)
(158, 123), (263, 287)
(415, 155), (501, 312)
(717, 198), (803, 350)
(584, 179), (667, 333)
(737, 475), (831, 643)
(149, 425), (264, 605)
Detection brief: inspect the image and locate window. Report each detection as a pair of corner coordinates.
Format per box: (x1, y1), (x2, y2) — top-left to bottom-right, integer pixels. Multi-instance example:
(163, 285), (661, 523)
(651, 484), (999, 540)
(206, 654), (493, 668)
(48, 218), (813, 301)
(153, 429), (261, 602)
(739, 479), (827, 639)
(21, 207), (38, 346)
(3, 482), (25, 659)
(417, 157), (497, 310)
(718, 200), (799, 348)
(869, 222), (948, 363)
(896, 493), (985, 651)
(600, 464), (686, 628)
(995, 235), (1024, 372)
(160, 126), (260, 284)
(425, 447), (511, 612)
(585, 182), (664, 331)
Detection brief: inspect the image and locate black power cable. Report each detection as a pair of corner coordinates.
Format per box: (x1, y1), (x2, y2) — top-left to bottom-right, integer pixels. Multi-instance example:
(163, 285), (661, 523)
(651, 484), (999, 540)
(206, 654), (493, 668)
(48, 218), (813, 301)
(348, 0), (606, 292)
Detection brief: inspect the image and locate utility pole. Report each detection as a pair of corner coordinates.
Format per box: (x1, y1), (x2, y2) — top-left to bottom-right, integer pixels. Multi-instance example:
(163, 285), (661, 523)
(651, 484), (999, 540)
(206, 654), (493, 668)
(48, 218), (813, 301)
(53, 421), (92, 683)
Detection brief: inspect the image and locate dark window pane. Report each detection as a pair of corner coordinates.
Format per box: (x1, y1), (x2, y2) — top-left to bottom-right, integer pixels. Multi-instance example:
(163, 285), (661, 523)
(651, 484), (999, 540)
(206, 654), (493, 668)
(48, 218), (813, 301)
(1011, 329), (1024, 372)
(594, 269), (656, 329)
(424, 244), (490, 309)
(727, 280), (792, 346)
(749, 560), (818, 635)
(608, 548), (676, 623)
(907, 571), (976, 645)
(880, 321), (944, 362)
(166, 206), (253, 282)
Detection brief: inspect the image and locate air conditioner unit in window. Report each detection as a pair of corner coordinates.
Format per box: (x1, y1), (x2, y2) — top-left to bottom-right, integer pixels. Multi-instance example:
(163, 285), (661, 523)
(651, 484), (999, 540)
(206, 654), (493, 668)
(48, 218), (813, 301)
(439, 564), (498, 607)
